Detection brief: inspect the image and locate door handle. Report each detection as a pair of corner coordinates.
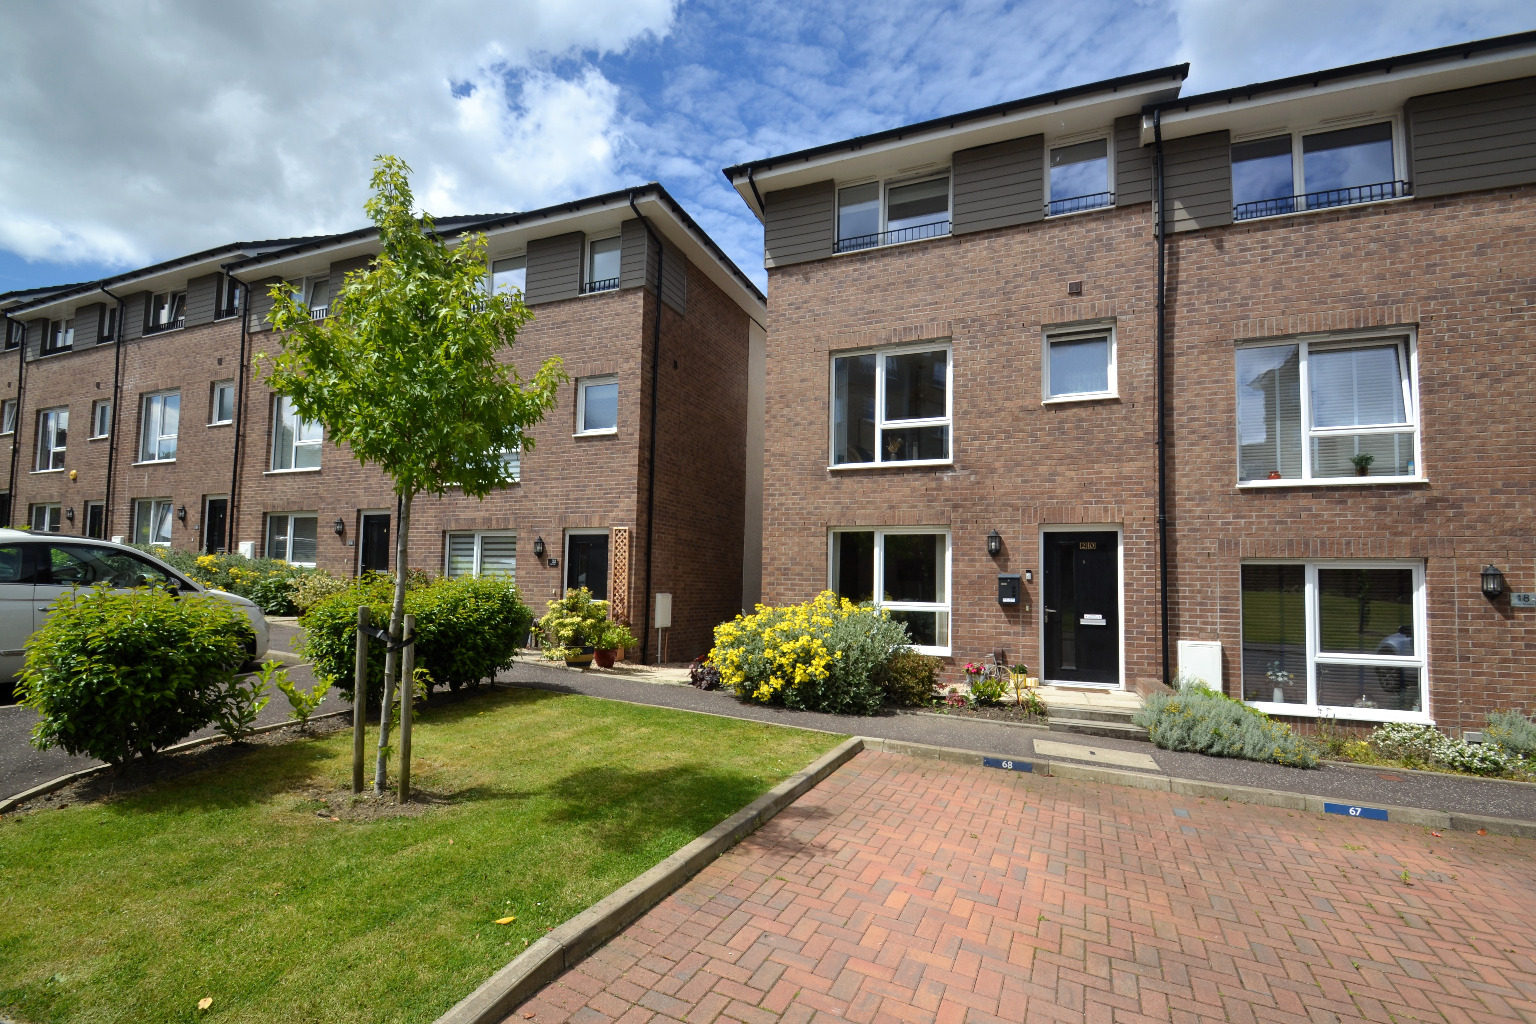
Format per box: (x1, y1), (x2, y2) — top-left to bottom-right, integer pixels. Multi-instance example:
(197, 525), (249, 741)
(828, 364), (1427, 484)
(1044, 607), (1057, 614)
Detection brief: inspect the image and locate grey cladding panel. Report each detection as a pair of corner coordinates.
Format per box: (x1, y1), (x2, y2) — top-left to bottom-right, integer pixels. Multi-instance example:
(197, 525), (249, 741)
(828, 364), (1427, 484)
(952, 135), (1043, 234)
(328, 256), (372, 302)
(121, 292), (147, 340)
(25, 318), (48, 358)
(184, 273), (220, 326)
(1162, 130), (1231, 233)
(763, 181), (834, 268)
(73, 302), (103, 346)
(525, 231), (584, 305)
(246, 279), (279, 333)
(620, 217), (657, 290)
(661, 241), (687, 314)
(1407, 77), (1536, 197)
(1115, 115), (1153, 206)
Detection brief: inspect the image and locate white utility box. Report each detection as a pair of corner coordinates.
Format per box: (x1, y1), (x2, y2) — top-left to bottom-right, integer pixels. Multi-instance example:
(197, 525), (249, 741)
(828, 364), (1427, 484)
(1177, 640), (1223, 690)
(653, 592), (672, 630)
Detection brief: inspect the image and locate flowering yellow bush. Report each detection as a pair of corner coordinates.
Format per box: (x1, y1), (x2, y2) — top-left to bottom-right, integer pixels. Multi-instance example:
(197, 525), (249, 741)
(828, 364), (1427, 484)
(709, 591), (910, 715)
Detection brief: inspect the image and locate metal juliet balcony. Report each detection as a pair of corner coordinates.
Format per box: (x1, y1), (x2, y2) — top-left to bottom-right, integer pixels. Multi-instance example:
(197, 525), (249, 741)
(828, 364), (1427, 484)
(142, 316), (185, 335)
(1234, 180), (1411, 221)
(580, 278), (619, 295)
(308, 305), (328, 320)
(1047, 192), (1115, 217)
(834, 219), (951, 254)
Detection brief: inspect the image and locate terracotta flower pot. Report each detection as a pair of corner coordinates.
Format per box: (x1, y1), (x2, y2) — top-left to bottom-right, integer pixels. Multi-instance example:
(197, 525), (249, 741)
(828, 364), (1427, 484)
(565, 646), (596, 668)
(594, 648), (619, 669)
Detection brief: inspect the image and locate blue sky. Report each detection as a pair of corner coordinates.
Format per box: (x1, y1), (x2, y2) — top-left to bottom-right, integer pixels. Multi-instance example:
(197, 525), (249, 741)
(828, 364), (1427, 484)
(1, 0), (1531, 295)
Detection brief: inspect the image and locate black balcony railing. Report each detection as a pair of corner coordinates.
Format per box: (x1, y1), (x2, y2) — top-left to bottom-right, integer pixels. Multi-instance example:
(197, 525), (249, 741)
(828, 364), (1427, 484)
(218, 305), (241, 319)
(1234, 180), (1410, 221)
(581, 278), (619, 294)
(143, 316), (185, 335)
(834, 219), (951, 254)
(1047, 192), (1115, 217)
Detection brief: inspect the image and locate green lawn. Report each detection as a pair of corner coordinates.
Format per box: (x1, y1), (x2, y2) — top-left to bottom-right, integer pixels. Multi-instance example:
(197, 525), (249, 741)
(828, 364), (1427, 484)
(0, 689), (843, 1024)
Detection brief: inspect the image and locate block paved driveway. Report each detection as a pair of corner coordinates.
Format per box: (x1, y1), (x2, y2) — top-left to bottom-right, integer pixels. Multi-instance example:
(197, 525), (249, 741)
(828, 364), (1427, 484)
(511, 750), (1536, 1024)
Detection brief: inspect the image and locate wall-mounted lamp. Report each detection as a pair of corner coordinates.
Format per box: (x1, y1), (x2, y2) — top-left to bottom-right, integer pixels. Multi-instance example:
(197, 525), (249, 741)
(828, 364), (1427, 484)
(1481, 564), (1506, 599)
(334, 517), (346, 535)
(532, 536), (546, 558)
(64, 506), (74, 522)
(986, 530), (1002, 557)
(176, 505), (187, 523)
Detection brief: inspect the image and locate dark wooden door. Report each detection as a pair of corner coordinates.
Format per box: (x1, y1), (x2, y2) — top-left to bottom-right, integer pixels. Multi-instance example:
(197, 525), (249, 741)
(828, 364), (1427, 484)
(1042, 531), (1120, 685)
(360, 514), (390, 573)
(566, 534), (609, 600)
(203, 498), (228, 554)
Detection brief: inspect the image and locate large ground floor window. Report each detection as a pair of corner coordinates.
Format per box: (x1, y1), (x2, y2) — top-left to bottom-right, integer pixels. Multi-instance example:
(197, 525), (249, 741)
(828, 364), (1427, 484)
(1240, 560), (1427, 721)
(446, 531), (516, 578)
(132, 498), (173, 546)
(829, 528), (950, 655)
(266, 513), (318, 567)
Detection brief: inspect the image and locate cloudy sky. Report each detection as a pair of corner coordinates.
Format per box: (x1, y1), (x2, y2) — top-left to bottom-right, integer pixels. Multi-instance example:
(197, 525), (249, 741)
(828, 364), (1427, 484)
(1, 0), (1530, 294)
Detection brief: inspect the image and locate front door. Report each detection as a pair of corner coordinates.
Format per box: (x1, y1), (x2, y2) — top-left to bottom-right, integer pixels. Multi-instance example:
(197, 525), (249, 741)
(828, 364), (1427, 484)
(360, 514), (390, 573)
(566, 533), (609, 600)
(203, 498), (228, 554)
(1042, 530), (1120, 686)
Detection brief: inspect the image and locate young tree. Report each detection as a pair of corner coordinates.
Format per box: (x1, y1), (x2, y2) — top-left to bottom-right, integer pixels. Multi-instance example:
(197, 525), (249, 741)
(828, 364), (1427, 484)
(263, 155), (564, 793)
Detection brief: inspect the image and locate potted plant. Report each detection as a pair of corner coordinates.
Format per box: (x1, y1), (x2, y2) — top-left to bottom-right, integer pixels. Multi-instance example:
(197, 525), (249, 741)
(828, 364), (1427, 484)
(593, 621), (637, 669)
(1351, 452), (1375, 477)
(537, 588), (609, 668)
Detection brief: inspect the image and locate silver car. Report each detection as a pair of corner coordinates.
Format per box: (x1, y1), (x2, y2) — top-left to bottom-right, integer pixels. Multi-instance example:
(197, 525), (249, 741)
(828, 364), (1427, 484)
(0, 529), (269, 678)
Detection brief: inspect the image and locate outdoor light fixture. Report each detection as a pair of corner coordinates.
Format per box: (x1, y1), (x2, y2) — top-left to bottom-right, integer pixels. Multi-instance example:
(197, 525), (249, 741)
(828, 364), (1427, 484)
(176, 505), (187, 522)
(987, 530), (1002, 557)
(64, 506), (74, 522)
(334, 518), (346, 535)
(532, 536), (546, 558)
(1481, 564), (1506, 599)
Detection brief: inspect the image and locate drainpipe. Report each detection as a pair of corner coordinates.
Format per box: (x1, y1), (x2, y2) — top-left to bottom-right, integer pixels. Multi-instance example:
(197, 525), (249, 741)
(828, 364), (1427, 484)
(628, 192), (664, 664)
(2, 312), (21, 526)
(746, 167), (766, 220)
(99, 284), (126, 538)
(1153, 108), (1171, 690)
(221, 270), (253, 554)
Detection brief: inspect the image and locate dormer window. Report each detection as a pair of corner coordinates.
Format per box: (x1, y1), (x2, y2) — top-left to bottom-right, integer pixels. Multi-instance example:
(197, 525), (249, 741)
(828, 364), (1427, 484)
(1233, 120), (1405, 221)
(836, 174), (951, 253)
(582, 237), (620, 294)
(307, 278), (330, 319)
(44, 318), (74, 354)
(146, 291), (185, 333)
(99, 305), (117, 343)
(1048, 139), (1113, 216)
(488, 256), (526, 296)
(219, 275), (242, 319)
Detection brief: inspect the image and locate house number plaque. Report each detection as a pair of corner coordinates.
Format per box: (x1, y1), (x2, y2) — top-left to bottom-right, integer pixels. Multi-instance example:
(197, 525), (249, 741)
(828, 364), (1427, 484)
(1513, 592), (1536, 608)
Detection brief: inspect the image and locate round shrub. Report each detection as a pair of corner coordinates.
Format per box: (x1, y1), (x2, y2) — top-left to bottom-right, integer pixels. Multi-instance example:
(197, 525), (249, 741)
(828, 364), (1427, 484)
(17, 585), (255, 765)
(301, 574), (533, 704)
(1367, 722), (1518, 777)
(536, 588), (609, 660)
(874, 650), (941, 706)
(1133, 687), (1317, 768)
(710, 592), (910, 716)
(1485, 709), (1536, 759)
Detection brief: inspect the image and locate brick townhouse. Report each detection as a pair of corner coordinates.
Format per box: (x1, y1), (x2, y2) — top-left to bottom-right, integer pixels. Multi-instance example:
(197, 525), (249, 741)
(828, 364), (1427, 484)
(0, 184), (766, 662)
(723, 31), (1536, 733)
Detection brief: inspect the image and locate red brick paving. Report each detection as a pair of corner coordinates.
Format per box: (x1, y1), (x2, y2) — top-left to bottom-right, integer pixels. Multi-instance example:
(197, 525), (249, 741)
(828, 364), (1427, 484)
(508, 750), (1536, 1024)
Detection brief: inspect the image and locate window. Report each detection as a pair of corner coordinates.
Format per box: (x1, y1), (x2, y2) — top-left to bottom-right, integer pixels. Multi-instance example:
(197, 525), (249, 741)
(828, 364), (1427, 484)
(271, 395), (322, 470)
(145, 291), (185, 332)
(307, 278), (330, 318)
(446, 531), (517, 578)
(29, 503), (62, 533)
(836, 175), (951, 253)
(35, 407), (66, 471)
(266, 513), (318, 566)
(499, 446), (520, 484)
(831, 344), (951, 467)
(138, 391), (179, 462)
(219, 274), (242, 318)
(99, 305), (117, 342)
(1241, 562), (1426, 720)
(1048, 139), (1112, 216)
(44, 318), (74, 354)
(830, 529), (951, 654)
(91, 399), (111, 439)
(133, 498), (174, 546)
(489, 256), (526, 296)
(44, 543), (179, 589)
(210, 381), (235, 425)
(576, 376), (619, 435)
(1236, 333), (1418, 483)
(583, 237), (620, 294)
(1232, 120), (1403, 220)
(4, 320), (22, 350)
(1044, 325), (1116, 401)
(1, 399), (16, 435)
(84, 501), (104, 539)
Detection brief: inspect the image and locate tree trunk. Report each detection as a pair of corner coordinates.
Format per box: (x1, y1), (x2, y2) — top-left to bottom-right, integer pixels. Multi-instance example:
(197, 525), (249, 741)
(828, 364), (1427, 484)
(373, 491), (412, 793)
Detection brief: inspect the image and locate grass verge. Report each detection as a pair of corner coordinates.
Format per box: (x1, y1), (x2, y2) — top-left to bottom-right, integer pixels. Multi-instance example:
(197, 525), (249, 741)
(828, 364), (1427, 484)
(0, 687), (843, 1023)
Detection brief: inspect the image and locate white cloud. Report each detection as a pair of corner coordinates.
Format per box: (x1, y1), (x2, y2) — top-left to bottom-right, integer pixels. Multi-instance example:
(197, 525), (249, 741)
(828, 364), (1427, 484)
(0, 0), (677, 269)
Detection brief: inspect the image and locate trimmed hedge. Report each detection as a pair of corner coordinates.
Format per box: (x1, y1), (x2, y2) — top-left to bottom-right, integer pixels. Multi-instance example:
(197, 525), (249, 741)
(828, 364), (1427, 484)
(302, 574), (533, 703)
(1133, 686), (1318, 768)
(17, 585), (255, 764)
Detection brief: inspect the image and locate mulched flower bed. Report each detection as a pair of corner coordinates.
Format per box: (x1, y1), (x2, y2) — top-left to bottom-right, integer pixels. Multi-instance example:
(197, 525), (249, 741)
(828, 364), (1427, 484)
(908, 703), (1048, 726)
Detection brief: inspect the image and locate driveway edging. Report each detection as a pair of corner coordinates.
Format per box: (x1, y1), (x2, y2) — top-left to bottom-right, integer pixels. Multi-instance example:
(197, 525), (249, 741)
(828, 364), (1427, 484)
(435, 735), (864, 1024)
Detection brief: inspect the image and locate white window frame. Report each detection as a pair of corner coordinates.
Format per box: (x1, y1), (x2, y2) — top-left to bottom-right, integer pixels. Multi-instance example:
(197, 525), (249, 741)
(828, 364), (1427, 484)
(1044, 132), (1116, 218)
(1042, 322), (1117, 403)
(266, 512), (318, 567)
(487, 254), (527, 296)
(146, 291), (186, 331)
(90, 399), (111, 439)
(1236, 328), (1421, 487)
(834, 171), (954, 254)
(100, 305), (118, 341)
(217, 274), (243, 319)
(84, 500), (105, 539)
(133, 498), (174, 547)
(446, 530), (518, 579)
(29, 503), (62, 533)
(829, 341), (953, 469)
(827, 527), (952, 656)
(1241, 559), (1429, 723)
(306, 278), (330, 319)
(137, 390), (179, 463)
(270, 395), (322, 472)
(210, 380), (235, 425)
(1, 398), (16, 435)
(1231, 113), (1407, 221)
(575, 375), (619, 436)
(44, 318), (74, 354)
(582, 235), (621, 295)
(35, 406), (66, 472)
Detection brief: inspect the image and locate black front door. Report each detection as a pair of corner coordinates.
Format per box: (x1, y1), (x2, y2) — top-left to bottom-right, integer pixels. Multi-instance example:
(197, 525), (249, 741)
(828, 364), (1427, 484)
(203, 498), (228, 554)
(360, 514), (390, 573)
(1043, 531), (1120, 685)
(566, 533), (609, 600)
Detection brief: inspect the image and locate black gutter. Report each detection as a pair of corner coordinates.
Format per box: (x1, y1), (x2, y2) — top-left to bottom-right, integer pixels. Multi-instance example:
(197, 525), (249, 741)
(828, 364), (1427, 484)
(721, 64), (1189, 180)
(746, 168), (766, 220)
(2, 313), (20, 527)
(1153, 109), (1170, 690)
(1151, 28), (1536, 115)
(221, 269), (253, 554)
(629, 192), (665, 664)
(99, 284), (126, 539)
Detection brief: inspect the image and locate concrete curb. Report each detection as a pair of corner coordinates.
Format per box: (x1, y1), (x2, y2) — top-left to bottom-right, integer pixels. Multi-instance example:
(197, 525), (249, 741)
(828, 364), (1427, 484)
(435, 736), (865, 1024)
(856, 736), (1536, 839)
(0, 708), (352, 815)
